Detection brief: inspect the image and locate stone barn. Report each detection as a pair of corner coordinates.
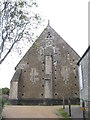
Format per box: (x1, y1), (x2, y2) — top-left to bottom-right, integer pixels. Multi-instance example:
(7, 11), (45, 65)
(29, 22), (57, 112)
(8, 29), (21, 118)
(9, 22), (80, 105)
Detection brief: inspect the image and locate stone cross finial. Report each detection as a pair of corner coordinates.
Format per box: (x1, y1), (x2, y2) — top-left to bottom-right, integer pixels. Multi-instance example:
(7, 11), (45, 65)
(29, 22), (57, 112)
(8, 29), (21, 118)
(48, 20), (50, 26)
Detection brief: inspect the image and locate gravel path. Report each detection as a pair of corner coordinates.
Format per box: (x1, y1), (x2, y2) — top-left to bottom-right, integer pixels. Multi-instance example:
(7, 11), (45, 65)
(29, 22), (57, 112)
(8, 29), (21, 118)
(2, 105), (62, 118)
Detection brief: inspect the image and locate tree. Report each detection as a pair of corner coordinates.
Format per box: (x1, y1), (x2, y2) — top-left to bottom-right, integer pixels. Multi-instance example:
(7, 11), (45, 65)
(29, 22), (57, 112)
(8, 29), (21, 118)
(0, 0), (41, 64)
(2, 87), (9, 95)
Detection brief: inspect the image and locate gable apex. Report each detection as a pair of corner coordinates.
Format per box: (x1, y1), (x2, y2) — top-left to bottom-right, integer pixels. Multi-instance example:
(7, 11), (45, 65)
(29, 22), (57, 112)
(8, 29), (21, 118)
(15, 24), (80, 70)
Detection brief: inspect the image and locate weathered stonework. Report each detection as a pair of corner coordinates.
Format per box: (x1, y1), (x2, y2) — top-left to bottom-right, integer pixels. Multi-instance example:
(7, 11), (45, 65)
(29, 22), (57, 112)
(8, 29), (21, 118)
(9, 82), (18, 99)
(9, 23), (80, 105)
(9, 70), (21, 100)
(77, 46), (90, 111)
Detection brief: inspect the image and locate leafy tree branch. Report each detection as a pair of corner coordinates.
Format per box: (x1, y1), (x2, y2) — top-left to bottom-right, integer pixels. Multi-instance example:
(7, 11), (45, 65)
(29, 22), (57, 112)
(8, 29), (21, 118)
(0, 0), (41, 64)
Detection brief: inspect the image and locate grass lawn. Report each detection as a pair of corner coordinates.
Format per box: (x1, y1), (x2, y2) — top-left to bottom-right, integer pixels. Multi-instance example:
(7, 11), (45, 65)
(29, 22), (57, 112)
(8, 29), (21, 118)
(58, 108), (71, 120)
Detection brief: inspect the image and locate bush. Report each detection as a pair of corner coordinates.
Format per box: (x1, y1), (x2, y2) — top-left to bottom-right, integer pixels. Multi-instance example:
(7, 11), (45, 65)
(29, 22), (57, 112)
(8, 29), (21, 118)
(2, 88), (9, 96)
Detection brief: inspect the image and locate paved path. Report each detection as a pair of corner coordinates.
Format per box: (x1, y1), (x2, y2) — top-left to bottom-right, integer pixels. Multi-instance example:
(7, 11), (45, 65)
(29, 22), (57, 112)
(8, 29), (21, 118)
(2, 105), (62, 119)
(64, 105), (88, 118)
(2, 105), (88, 119)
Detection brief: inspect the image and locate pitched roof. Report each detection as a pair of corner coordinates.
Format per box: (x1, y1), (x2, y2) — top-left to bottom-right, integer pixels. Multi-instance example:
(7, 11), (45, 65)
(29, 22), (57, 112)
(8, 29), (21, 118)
(77, 45), (90, 65)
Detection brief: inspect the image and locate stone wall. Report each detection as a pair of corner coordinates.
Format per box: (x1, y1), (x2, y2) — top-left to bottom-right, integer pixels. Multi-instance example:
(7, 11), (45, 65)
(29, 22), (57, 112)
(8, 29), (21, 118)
(9, 81), (18, 100)
(78, 48), (90, 110)
(10, 25), (80, 104)
(88, 49), (90, 113)
(79, 54), (88, 101)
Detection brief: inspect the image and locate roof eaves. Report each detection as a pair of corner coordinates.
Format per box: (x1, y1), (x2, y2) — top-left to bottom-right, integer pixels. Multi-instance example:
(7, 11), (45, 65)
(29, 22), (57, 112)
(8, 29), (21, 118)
(77, 45), (90, 65)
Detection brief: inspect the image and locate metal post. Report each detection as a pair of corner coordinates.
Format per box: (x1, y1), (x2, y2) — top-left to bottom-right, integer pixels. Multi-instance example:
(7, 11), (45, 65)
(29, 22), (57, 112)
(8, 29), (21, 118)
(63, 97), (65, 109)
(68, 97), (71, 116)
(82, 101), (86, 120)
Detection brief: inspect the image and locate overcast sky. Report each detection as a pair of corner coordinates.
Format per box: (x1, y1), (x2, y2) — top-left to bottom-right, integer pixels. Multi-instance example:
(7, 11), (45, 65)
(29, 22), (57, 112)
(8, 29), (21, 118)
(0, 0), (89, 88)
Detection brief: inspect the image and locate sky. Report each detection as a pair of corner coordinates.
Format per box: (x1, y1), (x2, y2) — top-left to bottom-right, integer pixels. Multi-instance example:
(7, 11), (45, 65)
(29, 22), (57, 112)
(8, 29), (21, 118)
(0, 0), (89, 88)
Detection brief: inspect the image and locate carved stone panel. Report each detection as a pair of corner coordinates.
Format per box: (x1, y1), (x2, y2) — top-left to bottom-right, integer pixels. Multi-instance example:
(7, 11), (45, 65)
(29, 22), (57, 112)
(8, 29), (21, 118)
(30, 68), (39, 83)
